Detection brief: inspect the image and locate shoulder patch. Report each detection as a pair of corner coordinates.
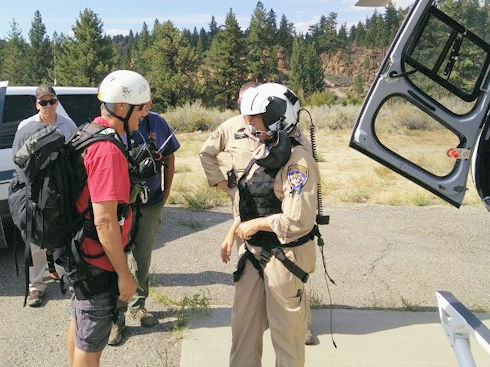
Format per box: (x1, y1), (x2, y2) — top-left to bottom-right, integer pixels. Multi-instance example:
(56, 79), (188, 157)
(287, 164), (308, 195)
(210, 128), (223, 140)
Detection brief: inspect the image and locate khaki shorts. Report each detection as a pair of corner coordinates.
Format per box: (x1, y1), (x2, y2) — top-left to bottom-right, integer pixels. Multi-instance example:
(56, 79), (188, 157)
(71, 290), (118, 352)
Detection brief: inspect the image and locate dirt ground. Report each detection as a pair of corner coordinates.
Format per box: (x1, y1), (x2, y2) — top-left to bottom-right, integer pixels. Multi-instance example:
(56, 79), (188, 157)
(1, 202), (489, 366)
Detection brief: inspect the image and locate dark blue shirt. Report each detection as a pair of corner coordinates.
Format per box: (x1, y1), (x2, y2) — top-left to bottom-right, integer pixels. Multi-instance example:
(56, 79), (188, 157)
(132, 111), (180, 207)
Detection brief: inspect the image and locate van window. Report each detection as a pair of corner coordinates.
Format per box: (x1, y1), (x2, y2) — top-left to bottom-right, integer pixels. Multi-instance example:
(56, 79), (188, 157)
(0, 95), (37, 149)
(57, 94), (101, 126)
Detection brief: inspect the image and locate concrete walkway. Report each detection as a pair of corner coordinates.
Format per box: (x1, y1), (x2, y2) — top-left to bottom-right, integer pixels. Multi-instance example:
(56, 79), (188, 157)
(181, 308), (490, 367)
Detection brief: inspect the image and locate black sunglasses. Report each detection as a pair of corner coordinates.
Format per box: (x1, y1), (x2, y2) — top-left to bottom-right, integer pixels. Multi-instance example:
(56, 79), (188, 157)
(38, 98), (58, 106)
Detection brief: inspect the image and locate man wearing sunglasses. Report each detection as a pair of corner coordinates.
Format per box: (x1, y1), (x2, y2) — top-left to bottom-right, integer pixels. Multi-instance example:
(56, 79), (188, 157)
(16, 85), (77, 307)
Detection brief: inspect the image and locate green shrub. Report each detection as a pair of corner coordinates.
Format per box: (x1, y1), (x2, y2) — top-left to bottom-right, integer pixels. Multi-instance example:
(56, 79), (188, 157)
(306, 90), (337, 106)
(164, 100), (235, 132)
(410, 192), (433, 206)
(171, 180), (229, 210)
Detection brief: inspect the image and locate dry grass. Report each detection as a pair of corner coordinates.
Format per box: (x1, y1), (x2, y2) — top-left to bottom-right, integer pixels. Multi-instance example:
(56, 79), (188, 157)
(168, 105), (481, 208)
(313, 129), (480, 206)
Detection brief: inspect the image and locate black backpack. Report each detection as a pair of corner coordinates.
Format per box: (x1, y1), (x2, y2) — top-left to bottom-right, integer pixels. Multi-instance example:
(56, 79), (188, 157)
(8, 122), (127, 305)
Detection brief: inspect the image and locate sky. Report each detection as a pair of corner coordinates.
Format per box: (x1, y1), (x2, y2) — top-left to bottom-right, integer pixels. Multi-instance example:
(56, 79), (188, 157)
(0, 0), (415, 40)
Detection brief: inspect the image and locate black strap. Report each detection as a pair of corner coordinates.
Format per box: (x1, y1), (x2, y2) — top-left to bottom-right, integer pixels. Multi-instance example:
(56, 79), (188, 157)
(281, 226), (317, 248)
(271, 247), (309, 283)
(233, 246), (309, 283)
(237, 158), (257, 184)
(23, 184), (34, 307)
(284, 89), (298, 105)
(127, 203), (142, 250)
(72, 123), (128, 158)
(233, 249), (263, 282)
(23, 240), (32, 307)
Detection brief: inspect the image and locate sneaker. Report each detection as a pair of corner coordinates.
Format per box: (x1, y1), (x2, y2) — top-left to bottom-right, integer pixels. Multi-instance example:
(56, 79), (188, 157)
(107, 323), (126, 346)
(130, 308), (158, 328)
(27, 290), (44, 307)
(305, 329), (316, 345)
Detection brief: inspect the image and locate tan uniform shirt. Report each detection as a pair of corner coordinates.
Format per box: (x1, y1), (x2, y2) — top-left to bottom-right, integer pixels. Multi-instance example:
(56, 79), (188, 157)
(245, 141), (318, 245)
(200, 115), (261, 215)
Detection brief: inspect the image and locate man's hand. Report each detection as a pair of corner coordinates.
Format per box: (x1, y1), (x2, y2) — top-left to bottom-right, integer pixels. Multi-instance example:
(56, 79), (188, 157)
(220, 237), (234, 263)
(221, 217), (240, 263)
(236, 217), (272, 240)
(236, 220), (258, 240)
(118, 273), (137, 303)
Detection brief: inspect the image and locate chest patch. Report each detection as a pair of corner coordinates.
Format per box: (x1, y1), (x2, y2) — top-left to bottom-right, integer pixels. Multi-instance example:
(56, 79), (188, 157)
(287, 165), (308, 195)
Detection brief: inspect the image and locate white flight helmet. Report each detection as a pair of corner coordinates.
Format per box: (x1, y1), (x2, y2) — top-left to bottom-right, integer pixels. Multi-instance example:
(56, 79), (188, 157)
(240, 82), (300, 135)
(97, 70), (151, 105)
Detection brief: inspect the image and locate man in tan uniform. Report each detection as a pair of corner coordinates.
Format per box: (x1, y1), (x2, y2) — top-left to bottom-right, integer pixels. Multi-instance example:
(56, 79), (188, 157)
(199, 82), (261, 217)
(220, 83), (318, 367)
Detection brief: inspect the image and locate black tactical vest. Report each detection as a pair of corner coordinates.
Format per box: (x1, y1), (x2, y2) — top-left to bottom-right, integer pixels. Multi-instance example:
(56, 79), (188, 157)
(238, 166), (282, 249)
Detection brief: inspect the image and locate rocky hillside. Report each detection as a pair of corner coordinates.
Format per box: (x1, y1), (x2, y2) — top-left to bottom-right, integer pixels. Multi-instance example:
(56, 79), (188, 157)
(321, 47), (387, 89)
(277, 46), (387, 97)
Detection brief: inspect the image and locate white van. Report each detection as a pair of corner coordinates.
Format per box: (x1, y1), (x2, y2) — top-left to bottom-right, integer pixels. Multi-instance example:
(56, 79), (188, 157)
(0, 82), (100, 248)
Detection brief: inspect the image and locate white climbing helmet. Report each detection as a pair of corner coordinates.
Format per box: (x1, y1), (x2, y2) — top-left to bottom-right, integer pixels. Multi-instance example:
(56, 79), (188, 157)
(97, 70), (151, 105)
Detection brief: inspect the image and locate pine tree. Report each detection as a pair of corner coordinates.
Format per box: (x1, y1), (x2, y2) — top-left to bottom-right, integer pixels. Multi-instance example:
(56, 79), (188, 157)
(289, 38), (305, 94)
(277, 14), (295, 53)
(209, 16), (219, 42)
(349, 24), (357, 44)
(145, 21), (200, 109)
(196, 28), (209, 53)
(202, 9), (247, 108)
(338, 23), (348, 48)
(266, 8), (278, 44)
(119, 35), (135, 69)
(247, 1), (278, 81)
(354, 72), (364, 98)
(1, 19), (29, 85)
(383, 2), (400, 47)
(191, 27), (199, 48)
(308, 12), (341, 52)
(182, 28), (192, 46)
(27, 11), (52, 85)
(289, 39), (324, 97)
(132, 22), (151, 74)
(303, 43), (325, 95)
(354, 21), (366, 46)
(364, 11), (384, 48)
(55, 9), (117, 86)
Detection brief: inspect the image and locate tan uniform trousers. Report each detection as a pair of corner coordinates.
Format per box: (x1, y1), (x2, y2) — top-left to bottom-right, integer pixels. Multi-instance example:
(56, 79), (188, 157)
(231, 240), (316, 367)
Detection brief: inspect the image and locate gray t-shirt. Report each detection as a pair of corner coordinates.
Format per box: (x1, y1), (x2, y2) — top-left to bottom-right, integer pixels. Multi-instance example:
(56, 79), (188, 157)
(17, 112), (77, 141)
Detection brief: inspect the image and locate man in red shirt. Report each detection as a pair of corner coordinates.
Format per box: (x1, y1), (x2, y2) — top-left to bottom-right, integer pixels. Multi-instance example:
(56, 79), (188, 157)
(66, 70), (151, 367)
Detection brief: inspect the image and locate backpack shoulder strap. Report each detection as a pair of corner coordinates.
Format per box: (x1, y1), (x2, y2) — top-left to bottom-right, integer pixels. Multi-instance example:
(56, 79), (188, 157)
(70, 123), (127, 158)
